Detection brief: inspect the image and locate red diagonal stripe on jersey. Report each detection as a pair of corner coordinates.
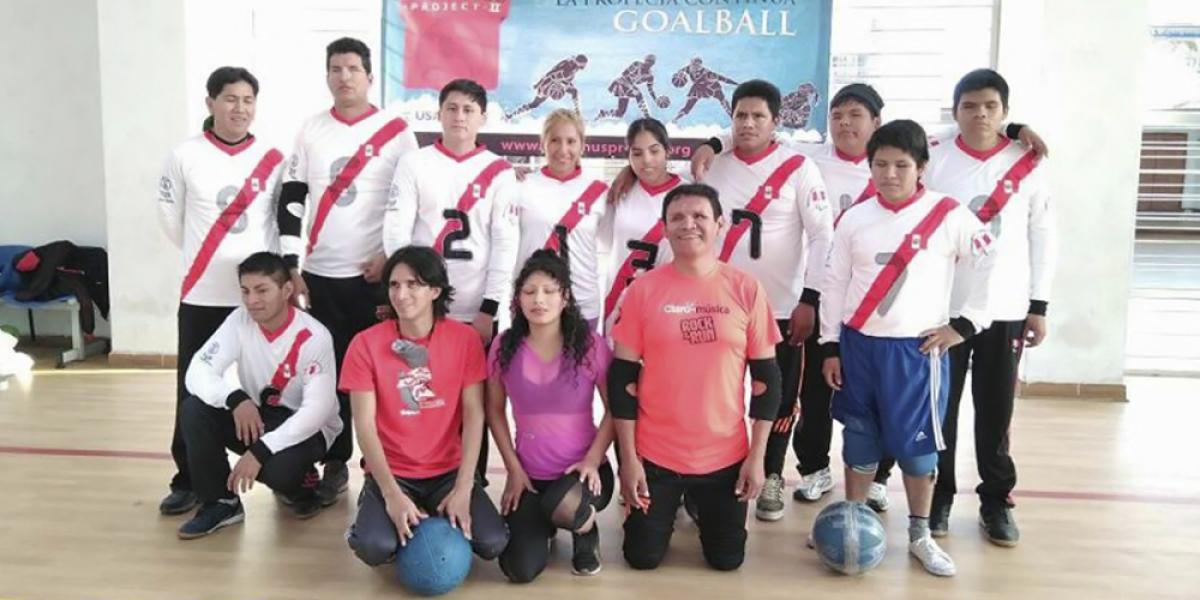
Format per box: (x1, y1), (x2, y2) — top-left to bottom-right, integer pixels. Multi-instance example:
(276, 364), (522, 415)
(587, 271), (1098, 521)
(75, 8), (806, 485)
(266, 329), (313, 405)
(305, 117), (409, 256)
(432, 158), (512, 254)
(975, 150), (1040, 223)
(603, 222), (666, 321)
(544, 180), (608, 251)
(181, 149), (283, 300)
(846, 197), (959, 330)
(718, 154), (806, 262)
(834, 180), (879, 229)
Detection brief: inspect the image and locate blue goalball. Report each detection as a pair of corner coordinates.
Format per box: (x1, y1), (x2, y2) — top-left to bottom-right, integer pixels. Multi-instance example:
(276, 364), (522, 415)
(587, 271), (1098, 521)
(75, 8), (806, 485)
(395, 517), (473, 596)
(811, 501), (887, 575)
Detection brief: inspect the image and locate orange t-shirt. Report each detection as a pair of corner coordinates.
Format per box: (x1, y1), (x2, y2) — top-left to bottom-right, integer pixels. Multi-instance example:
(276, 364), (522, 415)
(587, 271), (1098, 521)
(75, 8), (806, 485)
(339, 319), (487, 479)
(611, 262), (781, 474)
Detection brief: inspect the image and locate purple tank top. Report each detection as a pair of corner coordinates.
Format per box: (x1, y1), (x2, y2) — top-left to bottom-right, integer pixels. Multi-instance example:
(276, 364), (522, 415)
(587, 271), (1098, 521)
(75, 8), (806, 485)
(488, 331), (612, 481)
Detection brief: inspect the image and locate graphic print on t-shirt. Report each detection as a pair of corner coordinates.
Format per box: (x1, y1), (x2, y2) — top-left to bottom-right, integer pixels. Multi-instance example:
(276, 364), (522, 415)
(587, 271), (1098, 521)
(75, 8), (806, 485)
(662, 301), (731, 345)
(391, 339), (443, 415)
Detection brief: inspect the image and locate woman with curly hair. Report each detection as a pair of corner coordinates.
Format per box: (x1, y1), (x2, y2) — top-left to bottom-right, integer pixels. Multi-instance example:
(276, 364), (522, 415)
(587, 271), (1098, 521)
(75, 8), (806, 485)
(485, 250), (614, 582)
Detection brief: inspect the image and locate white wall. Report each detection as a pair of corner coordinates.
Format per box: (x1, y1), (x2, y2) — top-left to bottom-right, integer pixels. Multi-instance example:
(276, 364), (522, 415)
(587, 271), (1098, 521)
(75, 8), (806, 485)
(0, 0), (108, 248)
(998, 0), (1149, 386)
(0, 0), (110, 337)
(93, 0), (380, 355)
(98, 0), (189, 355)
(184, 0), (382, 155)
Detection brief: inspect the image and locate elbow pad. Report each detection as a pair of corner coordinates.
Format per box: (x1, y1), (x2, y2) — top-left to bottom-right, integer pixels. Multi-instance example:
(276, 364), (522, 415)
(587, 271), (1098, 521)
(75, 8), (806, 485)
(608, 358), (642, 420)
(278, 181), (309, 237)
(748, 358), (782, 421)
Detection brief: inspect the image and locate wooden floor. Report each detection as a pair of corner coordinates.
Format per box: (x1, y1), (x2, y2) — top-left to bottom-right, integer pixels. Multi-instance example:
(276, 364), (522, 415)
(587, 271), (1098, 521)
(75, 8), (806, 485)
(1, 370), (1198, 600)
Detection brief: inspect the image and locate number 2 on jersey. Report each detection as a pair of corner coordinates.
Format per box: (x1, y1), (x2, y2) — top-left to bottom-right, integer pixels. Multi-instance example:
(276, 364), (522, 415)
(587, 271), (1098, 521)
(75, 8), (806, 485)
(441, 209), (472, 260)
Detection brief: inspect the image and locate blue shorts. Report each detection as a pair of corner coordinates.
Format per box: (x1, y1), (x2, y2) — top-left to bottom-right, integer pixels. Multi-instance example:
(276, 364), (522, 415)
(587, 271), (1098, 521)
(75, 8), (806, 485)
(832, 327), (949, 464)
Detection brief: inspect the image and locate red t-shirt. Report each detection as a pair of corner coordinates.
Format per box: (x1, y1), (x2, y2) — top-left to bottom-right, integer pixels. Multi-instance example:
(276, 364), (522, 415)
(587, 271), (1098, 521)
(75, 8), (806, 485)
(339, 318), (487, 478)
(611, 263), (780, 475)
(400, 1), (509, 90)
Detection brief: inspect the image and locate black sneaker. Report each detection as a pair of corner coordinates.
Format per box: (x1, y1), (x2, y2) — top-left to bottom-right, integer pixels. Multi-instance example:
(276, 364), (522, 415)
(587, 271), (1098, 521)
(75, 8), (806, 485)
(276, 466), (321, 507)
(980, 504), (1020, 547)
(571, 528), (602, 576)
(159, 489), (198, 516)
(930, 500), (952, 538)
(177, 499), (244, 540)
(290, 493), (323, 520)
(316, 461), (349, 507)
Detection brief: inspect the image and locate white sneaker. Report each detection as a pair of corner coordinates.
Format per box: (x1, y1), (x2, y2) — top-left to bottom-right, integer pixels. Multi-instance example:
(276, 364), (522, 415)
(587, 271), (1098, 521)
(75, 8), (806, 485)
(909, 536), (956, 577)
(755, 474), (785, 521)
(866, 482), (890, 512)
(792, 468), (834, 502)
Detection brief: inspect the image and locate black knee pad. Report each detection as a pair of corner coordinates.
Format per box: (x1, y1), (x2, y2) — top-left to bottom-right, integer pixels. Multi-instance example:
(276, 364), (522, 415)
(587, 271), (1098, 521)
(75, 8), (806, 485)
(472, 527), (509, 561)
(498, 553), (542, 584)
(348, 527), (396, 567)
(539, 476), (595, 531)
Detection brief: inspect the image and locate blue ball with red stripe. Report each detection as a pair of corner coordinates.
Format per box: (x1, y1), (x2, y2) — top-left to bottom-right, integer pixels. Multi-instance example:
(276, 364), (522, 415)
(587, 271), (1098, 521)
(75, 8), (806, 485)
(812, 501), (887, 575)
(395, 517), (472, 595)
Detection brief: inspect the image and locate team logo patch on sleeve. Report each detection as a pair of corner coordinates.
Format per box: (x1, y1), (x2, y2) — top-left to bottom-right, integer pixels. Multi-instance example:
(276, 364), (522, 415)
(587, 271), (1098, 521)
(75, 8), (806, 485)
(198, 342), (219, 365)
(810, 188), (829, 211)
(304, 361), (322, 376)
(158, 177), (175, 204)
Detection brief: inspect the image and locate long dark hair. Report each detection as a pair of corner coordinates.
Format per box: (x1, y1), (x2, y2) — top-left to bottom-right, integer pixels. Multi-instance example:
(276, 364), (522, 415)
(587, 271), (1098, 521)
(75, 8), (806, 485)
(380, 246), (455, 319)
(495, 250), (593, 376)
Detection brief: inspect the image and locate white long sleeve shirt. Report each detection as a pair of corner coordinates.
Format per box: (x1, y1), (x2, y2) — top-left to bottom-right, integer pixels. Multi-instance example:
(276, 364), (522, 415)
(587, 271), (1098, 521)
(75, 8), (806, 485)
(186, 307), (342, 457)
(515, 167), (609, 321)
(704, 142), (833, 318)
(384, 141), (520, 322)
(926, 136), (1056, 322)
(281, 107), (418, 278)
(820, 189), (995, 343)
(158, 133), (283, 306)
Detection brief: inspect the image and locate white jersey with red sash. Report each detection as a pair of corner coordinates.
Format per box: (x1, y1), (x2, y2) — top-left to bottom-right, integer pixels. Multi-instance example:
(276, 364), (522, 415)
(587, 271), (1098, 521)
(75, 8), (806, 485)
(926, 136), (1055, 322)
(186, 306), (342, 453)
(713, 135), (874, 221)
(158, 132), (284, 307)
(819, 188), (995, 344)
(282, 106), (418, 278)
(805, 143), (878, 223)
(705, 142), (833, 318)
(514, 167), (608, 320)
(384, 141), (520, 322)
(599, 173), (686, 332)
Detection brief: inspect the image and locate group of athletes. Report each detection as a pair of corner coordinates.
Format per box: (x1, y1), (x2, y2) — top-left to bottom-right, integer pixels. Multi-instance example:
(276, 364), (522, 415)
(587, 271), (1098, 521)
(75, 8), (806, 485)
(156, 35), (1054, 581)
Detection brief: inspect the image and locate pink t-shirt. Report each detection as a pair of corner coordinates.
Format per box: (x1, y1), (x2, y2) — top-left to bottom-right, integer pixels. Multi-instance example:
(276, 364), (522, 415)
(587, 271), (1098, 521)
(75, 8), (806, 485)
(611, 263), (780, 475)
(340, 319), (487, 479)
(488, 331), (611, 481)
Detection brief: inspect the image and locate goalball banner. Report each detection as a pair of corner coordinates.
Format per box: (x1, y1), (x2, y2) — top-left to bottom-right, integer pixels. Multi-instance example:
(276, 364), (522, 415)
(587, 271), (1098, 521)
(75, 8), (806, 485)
(382, 0), (832, 158)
